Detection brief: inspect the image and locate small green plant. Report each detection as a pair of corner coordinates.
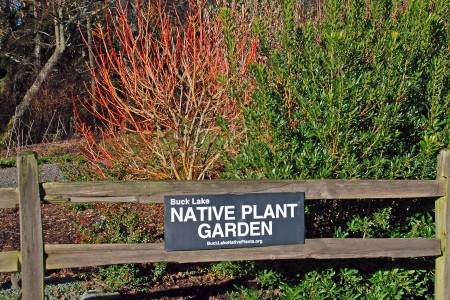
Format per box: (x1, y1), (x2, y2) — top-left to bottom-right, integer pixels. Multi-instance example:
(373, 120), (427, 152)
(345, 207), (393, 238)
(0, 289), (20, 300)
(0, 158), (16, 168)
(76, 203), (161, 244)
(366, 269), (431, 299)
(276, 267), (432, 299)
(0, 280), (87, 300)
(335, 207), (435, 239)
(93, 264), (150, 293)
(402, 213), (435, 238)
(152, 262), (168, 281)
(228, 285), (264, 300)
(256, 269), (283, 290)
(45, 281), (87, 300)
(211, 261), (255, 278)
(75, 203), (164, 293)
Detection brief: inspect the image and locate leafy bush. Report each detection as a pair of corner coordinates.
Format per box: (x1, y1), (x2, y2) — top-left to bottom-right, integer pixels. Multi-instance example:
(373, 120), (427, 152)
(223, 0), (449, 298)
(281, 268), (432, 300)
(228, 267), (432, 299)
(335, 206), (435, 238)
(226, 0), (449, 180)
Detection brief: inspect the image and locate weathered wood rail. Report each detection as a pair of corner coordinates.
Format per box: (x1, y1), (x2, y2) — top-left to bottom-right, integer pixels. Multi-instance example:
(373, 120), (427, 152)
(0, 150), (449, 300)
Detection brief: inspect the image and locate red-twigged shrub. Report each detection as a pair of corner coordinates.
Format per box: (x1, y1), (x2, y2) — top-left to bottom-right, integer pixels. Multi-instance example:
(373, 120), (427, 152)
(75, 0), (257, 180)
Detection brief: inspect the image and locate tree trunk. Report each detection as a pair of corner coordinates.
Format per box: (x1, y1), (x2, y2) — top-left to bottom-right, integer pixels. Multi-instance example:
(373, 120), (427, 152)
(33, 3), (42, 72)
(0, 2), (66, 147)
(86, 13), (95, 93)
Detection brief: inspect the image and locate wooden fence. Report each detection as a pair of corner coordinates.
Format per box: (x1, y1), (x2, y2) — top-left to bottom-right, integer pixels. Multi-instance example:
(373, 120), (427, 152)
(0, 150), (449, 300)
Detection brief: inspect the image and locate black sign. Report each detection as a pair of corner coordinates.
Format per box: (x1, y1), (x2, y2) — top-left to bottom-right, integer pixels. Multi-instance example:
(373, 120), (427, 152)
(164, 192), (305, 251)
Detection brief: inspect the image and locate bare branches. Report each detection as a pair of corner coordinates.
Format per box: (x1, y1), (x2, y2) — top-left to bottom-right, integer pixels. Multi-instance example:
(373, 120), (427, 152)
(75, 0), (258, 180)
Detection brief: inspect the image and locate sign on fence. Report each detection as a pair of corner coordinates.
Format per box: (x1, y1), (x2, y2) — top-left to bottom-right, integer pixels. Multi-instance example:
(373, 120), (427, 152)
(164, 192), (305, 251)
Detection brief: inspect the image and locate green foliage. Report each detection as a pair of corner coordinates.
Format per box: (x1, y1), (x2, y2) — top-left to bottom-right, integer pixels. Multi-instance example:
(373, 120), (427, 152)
(0, 158), (15, 168)
(256, 269), (283, 290)
(228, 267), (432, 299)
(77, 204), (160, 244)
(227, 286), (263, 300)
(152, 262), (168, 281)
(38, 153), (87, 165)
(227, 269), (284, 299)
(211, 261), (255, 278)
(93, 264), (150, 293)
(223, 0), (448, 298)
(0, 280), (86, 300)
(336, 207), (435, 238)
(43, 281), (87, 300)
(345, 207), (394, 238)
(366, 268), (431, 299)
(226, 0), (449, 180)
(0, 288), (20, 300)
(290, 268), (432, 300)
(75, 203), (165, 292)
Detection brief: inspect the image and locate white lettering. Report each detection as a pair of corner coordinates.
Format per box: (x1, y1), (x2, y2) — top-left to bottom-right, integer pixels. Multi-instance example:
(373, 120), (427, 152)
(212, 223), (224, 237)
(184, 207), (197, 222)
(286, 203), (298, 217)
(171, 207), (183, 222)
(224, 206), (236, 220)
(261, 221), (272, 235)
(225, 222), (237, 237)
(242, 205), (252, 219)
(264, 205), (275, 218)
(275, 204), (287, 218)
(198, 223), (210, 238)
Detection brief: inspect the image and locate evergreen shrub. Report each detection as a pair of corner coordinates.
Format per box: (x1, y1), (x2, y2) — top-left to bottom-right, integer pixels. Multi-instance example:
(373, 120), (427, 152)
(224, 0), (449, 297)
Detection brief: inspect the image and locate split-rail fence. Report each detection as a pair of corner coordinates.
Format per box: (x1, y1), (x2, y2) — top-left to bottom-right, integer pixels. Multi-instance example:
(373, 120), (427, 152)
(0, 150), (449, 299)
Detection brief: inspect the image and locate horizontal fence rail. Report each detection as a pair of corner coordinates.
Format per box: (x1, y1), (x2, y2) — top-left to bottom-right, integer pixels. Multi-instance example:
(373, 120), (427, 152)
(0, 180), (446, 208)
(0, 149), (449, 299)
(0, 238), (442, 272)
(0, 251), (18, 273)
(44, 238), (441, 269)
(0, 188), (18, 208)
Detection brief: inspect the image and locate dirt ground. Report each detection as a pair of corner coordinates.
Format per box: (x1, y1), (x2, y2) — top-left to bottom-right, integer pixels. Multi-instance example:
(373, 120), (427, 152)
(0, 140), (254, 299)
(0, 203), (246, 299)
(0, 204), (246, 299)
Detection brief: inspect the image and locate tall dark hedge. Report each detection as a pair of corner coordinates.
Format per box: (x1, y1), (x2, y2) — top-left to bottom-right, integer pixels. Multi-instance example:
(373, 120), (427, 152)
(223, 1), (449, 297)
(226, 0), (449, 181)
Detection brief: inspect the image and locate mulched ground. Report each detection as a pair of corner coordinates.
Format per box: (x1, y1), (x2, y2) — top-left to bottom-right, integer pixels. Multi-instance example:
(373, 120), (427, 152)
(0, 140), (252, 298)
(0, 203), (248, 299)
(0, 205), (78, 252)
(0, 204), (82, 292)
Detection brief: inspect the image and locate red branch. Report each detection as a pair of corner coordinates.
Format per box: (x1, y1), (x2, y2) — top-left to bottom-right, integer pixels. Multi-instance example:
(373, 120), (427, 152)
(75, 0), (258, 180)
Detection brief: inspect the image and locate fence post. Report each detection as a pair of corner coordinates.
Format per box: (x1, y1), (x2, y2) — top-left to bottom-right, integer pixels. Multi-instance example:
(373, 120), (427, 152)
(436, 149), (450, 300)
(18, 151), (44, 300)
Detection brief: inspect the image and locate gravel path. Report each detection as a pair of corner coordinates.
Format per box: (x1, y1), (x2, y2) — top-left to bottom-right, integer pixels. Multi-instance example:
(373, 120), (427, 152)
(0, 163), (64, 188)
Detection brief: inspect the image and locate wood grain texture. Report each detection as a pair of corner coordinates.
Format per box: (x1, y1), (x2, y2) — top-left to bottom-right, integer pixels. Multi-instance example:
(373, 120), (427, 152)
(435, 149), (450, 300)
(18, 152), (44, 300)
(0, 251), (19, 272)
(42, 179), (445, 204)
(45, 238), (441, 269)
(0, 188), (18, 208)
